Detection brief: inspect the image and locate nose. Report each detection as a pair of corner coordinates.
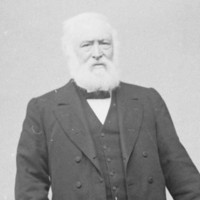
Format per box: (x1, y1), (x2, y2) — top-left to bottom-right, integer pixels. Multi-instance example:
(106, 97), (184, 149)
(92, 44), (103, 60)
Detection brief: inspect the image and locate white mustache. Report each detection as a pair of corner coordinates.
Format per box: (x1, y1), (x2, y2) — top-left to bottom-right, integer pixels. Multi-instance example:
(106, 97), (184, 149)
(92, 63), (106, 69)
(90, 58), (111, 68)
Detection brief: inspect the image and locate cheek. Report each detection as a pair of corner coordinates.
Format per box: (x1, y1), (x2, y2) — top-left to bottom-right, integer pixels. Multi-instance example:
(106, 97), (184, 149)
(79, 52), (92, 64)
(104, 49), (113, 60)
(75, 48), (91, 64)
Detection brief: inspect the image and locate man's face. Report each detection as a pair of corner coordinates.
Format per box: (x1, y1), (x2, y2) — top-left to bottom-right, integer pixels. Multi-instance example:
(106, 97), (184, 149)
(73, 22), (114, 75)
(66, 19), (119, 92)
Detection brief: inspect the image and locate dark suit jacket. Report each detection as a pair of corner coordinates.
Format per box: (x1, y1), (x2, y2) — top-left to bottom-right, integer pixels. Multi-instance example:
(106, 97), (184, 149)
(15, 80), (200, 200)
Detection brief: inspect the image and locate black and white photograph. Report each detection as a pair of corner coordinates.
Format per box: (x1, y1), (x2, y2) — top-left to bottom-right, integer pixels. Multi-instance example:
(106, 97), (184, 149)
(1, 1), (200, 200)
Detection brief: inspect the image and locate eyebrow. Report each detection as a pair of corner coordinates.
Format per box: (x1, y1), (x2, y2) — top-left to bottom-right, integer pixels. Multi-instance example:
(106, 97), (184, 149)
(80, 40), (93, 44)
(81, 39), (112, 44)
(79, 39), (112, 48)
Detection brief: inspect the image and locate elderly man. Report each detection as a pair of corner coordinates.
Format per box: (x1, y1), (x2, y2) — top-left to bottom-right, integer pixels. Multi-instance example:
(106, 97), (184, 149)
(15, 13), (200, 200)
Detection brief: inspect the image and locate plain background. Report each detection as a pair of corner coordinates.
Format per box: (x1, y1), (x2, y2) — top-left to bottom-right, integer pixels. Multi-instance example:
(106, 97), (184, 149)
(1, 0), (200, 199)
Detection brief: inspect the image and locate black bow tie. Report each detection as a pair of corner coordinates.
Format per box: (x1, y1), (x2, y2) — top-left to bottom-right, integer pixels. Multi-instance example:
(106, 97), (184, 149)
(85, 90), (111, 99)
(72, 81), (111, 99)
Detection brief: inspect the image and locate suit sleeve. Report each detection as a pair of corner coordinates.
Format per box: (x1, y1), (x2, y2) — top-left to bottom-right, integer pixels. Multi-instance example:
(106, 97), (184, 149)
(149, 88), (200, 200)
(15, 98), (50, 200)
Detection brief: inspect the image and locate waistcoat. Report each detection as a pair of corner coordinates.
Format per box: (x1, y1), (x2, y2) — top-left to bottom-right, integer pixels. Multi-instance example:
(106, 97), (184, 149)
(81, 90), (127, 200)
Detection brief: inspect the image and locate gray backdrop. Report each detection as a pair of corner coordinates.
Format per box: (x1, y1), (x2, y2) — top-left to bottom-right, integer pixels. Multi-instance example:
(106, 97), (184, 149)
(1, 0), (200, 199)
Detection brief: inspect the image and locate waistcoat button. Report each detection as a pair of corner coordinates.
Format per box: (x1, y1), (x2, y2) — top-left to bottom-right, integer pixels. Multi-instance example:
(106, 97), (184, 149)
(103, 145), (107, 150)
(75, 156), (81, 163)
(109, 171), (115, 176)
(142, 151), (148, 158)
(112, 186), (117, 191)
(107, 158), (111, 162)
(101, 132), (105, 137)
(148, 177), (153, 184)
(99, 177), (104, 183)
(76, 181), (82, 188)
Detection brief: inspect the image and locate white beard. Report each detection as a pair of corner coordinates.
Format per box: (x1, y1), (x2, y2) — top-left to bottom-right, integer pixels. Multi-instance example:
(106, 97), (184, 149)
(68, 53), (120, 92)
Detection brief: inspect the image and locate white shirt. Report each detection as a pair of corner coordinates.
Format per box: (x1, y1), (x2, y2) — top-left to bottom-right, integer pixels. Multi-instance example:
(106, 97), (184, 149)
(87, 98), (111, 124)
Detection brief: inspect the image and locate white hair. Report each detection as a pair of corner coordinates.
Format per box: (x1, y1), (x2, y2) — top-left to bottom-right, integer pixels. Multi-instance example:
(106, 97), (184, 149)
(61, 12), (119, 64)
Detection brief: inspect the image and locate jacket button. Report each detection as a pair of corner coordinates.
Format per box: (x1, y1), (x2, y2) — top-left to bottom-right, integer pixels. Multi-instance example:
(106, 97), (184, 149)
(148, 177), (153, 184)
(99, 177), (104, 183)
(75, 156), (81, 163)
(142, 151), (148, 158)
(76, 181), (82, 188)
(109, 171), (115, 176)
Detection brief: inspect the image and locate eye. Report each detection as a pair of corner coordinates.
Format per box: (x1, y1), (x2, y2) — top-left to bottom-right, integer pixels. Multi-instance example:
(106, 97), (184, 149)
(100, 40), (112, 49)
(80, 42), (92, 50)
(81, 43), (90, 47)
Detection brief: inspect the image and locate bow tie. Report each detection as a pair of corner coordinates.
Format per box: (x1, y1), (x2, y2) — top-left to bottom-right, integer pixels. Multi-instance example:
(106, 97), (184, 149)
(85, 90), (111, 99)
(72, 81), (111, 99)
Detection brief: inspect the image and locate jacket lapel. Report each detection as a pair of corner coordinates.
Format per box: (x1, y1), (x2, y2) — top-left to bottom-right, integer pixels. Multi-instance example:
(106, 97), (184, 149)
(53, 81), (101, 174)
(53, 81), (143, 175)
(117, 83), (144, 172)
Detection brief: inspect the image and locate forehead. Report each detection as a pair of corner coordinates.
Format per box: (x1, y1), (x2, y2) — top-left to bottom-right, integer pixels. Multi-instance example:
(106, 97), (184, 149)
(72, 20), (113, 43)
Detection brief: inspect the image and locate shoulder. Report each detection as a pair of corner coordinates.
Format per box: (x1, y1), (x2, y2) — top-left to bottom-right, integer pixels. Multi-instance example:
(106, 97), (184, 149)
(119, 81), (166, 109)
(27, 81), (71, 110)
(120, 81), (161, 98)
